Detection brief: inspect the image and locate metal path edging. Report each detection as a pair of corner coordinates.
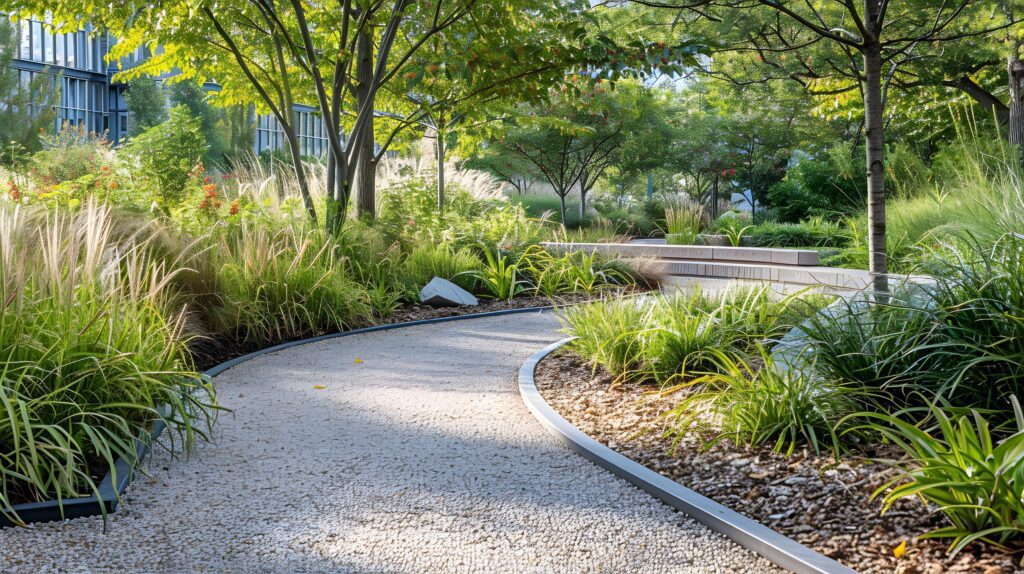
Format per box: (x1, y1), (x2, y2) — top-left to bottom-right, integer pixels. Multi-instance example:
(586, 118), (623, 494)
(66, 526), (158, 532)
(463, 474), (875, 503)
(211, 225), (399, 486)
(4, 306), (555, 527)
(518, 338), (858, 574)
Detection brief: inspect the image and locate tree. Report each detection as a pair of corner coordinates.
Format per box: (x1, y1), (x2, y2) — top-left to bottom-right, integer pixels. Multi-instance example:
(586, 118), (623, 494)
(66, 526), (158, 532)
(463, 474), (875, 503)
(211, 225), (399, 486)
(654, 0), (1017, 293)
(0, 19), (58, 165)
(124, 77), (167, 137)
(168, 80), (229, 166)
(497, 82), (630, 227)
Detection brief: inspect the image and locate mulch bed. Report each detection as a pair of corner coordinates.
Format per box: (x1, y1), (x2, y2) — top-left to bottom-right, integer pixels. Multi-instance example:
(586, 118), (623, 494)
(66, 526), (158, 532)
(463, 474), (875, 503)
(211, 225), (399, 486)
(534, 350), (1023, 574)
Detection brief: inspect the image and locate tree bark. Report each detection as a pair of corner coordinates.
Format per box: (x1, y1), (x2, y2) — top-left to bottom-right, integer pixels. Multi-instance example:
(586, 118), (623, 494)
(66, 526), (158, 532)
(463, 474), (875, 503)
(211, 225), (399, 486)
(354, 27), (376, 219)
(863, 38), (889, 294)
(558, 192), (568, 230)
(436, 127), (446, 212)
(1008, 39), (1024, 167)
(579, 167), (588, 221)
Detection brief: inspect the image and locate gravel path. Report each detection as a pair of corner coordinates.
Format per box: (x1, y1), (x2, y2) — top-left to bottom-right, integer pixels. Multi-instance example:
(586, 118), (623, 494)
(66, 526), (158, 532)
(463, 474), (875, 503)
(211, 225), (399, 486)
(0, 311), (781, 574)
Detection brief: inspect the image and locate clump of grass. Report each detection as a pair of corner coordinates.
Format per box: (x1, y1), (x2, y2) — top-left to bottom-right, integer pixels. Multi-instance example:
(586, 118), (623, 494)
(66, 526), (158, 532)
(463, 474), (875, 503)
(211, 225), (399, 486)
(858, 399), (1024, 556)
(665, 348), (860, 456)
(0, 202), (215, 520)
(663, 201), (705, 245)
(400, 243), (482, 293)
(213, 221), (373, 343)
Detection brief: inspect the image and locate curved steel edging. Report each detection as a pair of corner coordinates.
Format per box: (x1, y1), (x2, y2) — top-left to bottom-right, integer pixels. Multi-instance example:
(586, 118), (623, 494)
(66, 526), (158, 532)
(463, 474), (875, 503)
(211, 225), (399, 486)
(518, 338), (858, 574)
(4, 305), (555, 527)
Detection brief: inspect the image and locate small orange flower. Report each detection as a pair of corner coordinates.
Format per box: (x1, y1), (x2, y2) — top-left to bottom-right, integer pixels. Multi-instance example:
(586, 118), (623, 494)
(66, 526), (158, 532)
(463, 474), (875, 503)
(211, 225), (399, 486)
(229, 199), (240, 215)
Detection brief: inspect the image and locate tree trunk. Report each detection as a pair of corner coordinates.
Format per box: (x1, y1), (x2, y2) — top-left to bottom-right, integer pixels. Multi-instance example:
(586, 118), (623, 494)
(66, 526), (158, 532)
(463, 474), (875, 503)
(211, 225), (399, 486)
(711, 173), (719, 220)
(1008, 39), (1024, 167)
(558, 192), (567, 230)
(436, 128), (446, 212)
(354, 27), (376, 219)
(283, 124), (317, 224)
(863, 40), (889, 294)
(579, 167), (588, 221)
(647, 172), (654, 201)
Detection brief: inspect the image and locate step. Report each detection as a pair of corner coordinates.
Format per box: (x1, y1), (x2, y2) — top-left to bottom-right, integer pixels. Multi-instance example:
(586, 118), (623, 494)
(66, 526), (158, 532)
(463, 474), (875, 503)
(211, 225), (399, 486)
(655, 259), (871, 290)
(541, 242), (820, 266)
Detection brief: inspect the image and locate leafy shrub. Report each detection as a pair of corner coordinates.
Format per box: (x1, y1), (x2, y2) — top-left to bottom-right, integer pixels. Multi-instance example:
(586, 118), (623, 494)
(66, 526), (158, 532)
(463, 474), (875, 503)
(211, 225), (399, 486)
(124, 105), (207, 212)
(860, 400), (1024, 556)
(666, 348), (858, 456)
(0, 202), (215, 517)
(509, 193), (583, 227)
(764, 144), (866, 222)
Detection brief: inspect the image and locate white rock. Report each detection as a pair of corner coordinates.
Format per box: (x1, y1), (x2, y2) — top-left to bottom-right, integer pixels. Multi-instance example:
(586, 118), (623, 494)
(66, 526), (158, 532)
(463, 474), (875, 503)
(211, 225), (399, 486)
(419, 277), (478, 307)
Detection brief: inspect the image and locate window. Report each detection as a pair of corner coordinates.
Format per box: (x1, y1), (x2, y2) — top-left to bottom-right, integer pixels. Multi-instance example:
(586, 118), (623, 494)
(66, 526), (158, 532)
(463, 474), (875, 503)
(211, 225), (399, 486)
(31, 21), (42, 61)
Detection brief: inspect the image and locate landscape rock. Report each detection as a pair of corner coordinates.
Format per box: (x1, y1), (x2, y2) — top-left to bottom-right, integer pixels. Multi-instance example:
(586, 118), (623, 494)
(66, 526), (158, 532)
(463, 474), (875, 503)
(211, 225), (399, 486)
(419, 277), (478, 307)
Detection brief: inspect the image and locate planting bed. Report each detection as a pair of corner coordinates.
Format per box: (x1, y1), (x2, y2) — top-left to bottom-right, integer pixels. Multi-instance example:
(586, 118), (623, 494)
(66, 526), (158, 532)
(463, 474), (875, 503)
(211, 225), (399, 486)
(190, 291), (625, 371)
(534, 350), (1022, 574)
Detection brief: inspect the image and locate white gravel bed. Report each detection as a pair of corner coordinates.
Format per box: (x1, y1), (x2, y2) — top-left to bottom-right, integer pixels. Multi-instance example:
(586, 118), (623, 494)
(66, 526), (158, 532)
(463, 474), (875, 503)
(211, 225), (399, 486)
(0, 311), (781, 573)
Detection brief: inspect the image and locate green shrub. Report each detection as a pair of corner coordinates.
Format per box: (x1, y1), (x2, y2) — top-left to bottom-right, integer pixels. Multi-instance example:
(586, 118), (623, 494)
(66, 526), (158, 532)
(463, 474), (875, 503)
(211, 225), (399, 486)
(509, 194), (583, 227)
(764, 144), (866, 222)
(859, 400), (1024, 556)
(401, 243), (481, 292)
(666, 348), (859, 456)
(0, 202), (215, 517)
(124, 105), (207, 212)
(747, 216), (848, 248)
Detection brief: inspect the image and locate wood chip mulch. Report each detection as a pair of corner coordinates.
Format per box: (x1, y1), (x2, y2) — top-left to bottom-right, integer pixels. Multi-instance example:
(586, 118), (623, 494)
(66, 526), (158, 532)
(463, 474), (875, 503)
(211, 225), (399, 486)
(534, 350), (1023, 574)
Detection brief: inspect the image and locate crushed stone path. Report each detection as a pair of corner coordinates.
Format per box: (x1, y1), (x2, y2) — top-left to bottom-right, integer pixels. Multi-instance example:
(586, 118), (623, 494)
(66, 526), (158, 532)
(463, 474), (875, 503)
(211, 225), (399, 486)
(0, 311), (781, 574)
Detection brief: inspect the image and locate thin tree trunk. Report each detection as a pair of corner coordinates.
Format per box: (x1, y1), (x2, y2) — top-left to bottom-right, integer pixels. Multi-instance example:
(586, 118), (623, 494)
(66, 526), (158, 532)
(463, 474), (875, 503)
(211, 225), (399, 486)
(711, 173), (719, 220)
(863, 39), (889, 294)
(1008, 39), (1024, 166)
(579, 167), (588, 221)
(558, 192), (567, 230)
(354, 27), (376, 219)
(437, 127), (446, 212)
(647, 172), (654, 201)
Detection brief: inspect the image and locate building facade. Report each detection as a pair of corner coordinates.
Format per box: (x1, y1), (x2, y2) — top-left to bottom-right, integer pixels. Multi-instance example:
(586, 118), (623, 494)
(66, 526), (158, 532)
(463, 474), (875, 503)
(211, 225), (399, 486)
(11, 16), (328, 156)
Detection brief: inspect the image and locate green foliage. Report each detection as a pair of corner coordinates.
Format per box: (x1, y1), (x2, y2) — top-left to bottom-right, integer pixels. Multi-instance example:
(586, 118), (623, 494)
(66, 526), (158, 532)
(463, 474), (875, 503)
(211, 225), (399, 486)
(747, 216), (848, 248)
(860, 400), (1024, 555)
(559, 296), (652, 381)
(400, 243), (481, 293)
(124, 77), (167, 137)
(663, 202), (705, 244)
(523, 246), (633, 297)
(464, 245), (530, 300)
(213, 222), (372, 344)
(168, 80), (229, 166)
(0, 203), (215, 517)
(801, 235), (1024, 424)
(764, 146), (865, 222)
(714, 213), (754, 247)
(124, 106), (207, 212)
(667, 348), (858, 456)
(561, 287), (812, 387)
(0, 20), (58, 165)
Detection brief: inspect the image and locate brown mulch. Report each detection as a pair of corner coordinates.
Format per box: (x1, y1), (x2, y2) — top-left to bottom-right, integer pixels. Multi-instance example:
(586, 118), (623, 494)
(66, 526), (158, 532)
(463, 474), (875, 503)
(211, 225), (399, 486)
(534, 350), (1023, 574)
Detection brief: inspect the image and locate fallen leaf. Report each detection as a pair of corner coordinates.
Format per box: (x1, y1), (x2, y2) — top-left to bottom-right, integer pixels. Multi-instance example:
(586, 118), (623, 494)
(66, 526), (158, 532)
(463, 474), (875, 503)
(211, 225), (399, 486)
(313, 385), (327, 390)
(353, 358), (364, 364)
(893, 540), (906, 559)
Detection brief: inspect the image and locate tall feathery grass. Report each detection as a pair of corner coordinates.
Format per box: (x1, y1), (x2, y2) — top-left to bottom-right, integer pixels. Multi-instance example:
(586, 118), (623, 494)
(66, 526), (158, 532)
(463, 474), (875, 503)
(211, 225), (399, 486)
(0, 201), (215, 521)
